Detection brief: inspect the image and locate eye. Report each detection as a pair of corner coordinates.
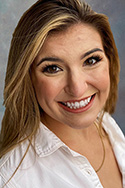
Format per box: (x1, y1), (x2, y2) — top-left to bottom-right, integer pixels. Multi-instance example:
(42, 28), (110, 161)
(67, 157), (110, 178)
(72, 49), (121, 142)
(83, 55), (102, 66)
(42, 64), (62, 74)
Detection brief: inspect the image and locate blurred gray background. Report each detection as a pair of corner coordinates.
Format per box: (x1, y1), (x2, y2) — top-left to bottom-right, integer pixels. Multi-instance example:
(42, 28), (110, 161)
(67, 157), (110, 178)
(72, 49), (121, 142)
(0, 0), (125, 133)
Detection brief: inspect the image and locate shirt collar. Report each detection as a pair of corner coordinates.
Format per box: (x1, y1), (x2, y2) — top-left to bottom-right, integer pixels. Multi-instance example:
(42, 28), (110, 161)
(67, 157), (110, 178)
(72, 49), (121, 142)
(102, 112), (125, 182)
(34, 122), (66, 157)
(34, 113), (125, 161)
(102, 112), (125, 145)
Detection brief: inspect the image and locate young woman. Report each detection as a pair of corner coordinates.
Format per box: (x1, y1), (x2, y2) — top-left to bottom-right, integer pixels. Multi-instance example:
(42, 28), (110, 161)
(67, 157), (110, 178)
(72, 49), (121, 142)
(0, 0), (124, 187)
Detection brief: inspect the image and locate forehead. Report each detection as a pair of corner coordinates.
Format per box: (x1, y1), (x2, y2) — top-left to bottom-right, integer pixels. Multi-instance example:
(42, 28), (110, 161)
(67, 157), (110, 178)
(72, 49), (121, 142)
(48, 23), (102, 44)
(36, 23), (103, 60)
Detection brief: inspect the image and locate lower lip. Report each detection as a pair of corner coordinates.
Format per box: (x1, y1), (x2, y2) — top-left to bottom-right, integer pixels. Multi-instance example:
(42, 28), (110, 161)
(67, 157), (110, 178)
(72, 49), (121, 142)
(58, 95), (95, 113)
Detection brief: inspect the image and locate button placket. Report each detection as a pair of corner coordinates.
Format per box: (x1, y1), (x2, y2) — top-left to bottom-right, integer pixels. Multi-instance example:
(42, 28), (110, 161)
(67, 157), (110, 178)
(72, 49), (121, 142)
(85, 169), (92, 175)
(72, 155), (103, 187)
(73, 156), (93, 175)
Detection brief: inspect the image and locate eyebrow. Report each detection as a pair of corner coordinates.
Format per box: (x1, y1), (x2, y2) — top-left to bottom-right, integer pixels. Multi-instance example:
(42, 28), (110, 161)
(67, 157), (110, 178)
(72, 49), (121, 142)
(37, 48), (103, 66)
(80, 48), (103, 59)
(37, 57), (63, 66)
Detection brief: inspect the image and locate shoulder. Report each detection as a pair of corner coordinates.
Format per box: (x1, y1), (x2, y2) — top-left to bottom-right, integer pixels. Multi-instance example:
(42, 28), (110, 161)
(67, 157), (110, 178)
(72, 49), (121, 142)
(0, 139), (34, 168)
(0, 139), (36, 188)
(102, 112), (125, 179)
(102, 112), (125, 142)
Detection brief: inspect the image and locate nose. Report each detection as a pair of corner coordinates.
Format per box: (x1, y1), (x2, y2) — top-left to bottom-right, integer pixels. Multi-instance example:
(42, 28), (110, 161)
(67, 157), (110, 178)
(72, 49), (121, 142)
(64, 71), (88, 98)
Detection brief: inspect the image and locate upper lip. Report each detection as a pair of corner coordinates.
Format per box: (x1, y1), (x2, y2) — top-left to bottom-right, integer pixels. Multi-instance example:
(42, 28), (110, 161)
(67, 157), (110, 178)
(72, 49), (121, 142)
(59, 94), (95, 103)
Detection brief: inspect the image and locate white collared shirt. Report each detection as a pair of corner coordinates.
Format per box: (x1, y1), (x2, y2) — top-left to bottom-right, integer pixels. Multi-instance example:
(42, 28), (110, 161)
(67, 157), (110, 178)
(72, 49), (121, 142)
(0, 113), (125, 188)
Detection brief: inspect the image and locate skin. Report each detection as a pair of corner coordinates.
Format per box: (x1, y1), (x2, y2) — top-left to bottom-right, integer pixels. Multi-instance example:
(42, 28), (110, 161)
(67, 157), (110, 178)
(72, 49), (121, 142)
(31, 23), (122, 187)
(32, 23), (110, 130)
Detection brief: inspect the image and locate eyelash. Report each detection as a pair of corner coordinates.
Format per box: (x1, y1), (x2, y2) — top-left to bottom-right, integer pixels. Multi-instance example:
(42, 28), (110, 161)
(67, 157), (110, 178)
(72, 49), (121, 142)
(41, 55), (103, 74)
(83, 55), (103, 66)
(42, 64), (62, 74)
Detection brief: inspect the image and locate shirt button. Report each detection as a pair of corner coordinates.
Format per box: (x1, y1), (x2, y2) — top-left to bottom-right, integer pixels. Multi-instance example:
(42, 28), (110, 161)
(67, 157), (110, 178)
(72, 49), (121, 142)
(86, 169), (92, 175)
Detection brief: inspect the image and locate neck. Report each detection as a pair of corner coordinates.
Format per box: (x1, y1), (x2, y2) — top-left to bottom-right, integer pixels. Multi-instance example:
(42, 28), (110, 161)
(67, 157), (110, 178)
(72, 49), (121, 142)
(41, 114), (97, 146)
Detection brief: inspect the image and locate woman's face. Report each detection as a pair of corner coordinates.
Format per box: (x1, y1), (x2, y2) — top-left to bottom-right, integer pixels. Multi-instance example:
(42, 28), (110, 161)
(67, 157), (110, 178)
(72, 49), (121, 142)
(31, 23), (110, 129)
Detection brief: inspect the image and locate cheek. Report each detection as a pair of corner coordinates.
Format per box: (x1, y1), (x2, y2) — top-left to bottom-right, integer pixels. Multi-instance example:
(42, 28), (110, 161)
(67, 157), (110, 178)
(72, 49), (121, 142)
(99, 74), (109, 89)
(92, 65), (110, 94)
(99, 70), (110, 97)
(33, 76), (62, 103)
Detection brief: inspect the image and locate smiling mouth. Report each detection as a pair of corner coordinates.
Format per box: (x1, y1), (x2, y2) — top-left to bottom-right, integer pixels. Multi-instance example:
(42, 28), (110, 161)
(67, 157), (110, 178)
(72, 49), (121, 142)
(59, 94), (95, 110)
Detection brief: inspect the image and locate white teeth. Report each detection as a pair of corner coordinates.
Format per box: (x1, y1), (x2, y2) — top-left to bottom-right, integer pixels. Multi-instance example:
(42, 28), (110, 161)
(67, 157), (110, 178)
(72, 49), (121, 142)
(67, 102), (70, 107)
(88, 97), (90, 103)
(74, 102), (79, 108)
(65, 96), (92, 109)
(84, 99), (87, 105)
(80, 100), (85, 107)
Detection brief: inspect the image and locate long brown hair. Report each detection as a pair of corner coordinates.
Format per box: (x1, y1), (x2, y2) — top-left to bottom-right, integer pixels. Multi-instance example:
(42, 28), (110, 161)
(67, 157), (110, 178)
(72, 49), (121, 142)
(0, 0), (119, 158)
